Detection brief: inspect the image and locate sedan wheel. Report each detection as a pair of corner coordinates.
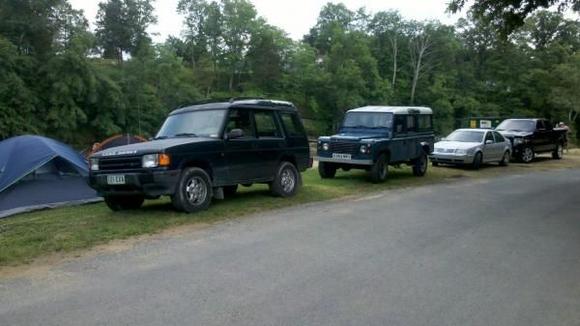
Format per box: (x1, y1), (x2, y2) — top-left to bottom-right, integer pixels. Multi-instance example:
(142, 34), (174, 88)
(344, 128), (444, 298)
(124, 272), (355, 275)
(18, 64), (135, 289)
(499, 151), (510, 166)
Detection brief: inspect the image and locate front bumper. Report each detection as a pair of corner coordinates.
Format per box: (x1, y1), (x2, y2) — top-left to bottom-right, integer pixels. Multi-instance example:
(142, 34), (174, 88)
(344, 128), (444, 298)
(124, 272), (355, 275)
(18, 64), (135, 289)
(89, 170), (181, 197)
(315, 156), (373, 166)
(430, 153), (475, 165)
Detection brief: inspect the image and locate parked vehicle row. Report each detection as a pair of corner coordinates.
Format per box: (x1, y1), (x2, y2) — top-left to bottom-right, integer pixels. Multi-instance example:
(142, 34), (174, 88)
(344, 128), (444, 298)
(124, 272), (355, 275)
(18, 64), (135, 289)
(88, 99), (566, 213)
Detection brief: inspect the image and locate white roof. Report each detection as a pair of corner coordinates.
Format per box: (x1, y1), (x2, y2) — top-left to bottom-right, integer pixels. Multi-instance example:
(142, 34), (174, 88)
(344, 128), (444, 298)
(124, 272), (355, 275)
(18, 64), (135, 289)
(348, 106), (432, 115)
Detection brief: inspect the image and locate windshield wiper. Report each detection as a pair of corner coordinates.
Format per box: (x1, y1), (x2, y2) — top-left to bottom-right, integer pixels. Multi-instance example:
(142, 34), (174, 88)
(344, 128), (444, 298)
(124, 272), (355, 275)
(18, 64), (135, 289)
(173, 133), (198, 138)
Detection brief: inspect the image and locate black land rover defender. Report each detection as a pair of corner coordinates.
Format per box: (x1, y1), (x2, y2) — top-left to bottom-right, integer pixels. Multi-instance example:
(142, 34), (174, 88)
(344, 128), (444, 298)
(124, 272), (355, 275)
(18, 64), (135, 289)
(89, 99), (311, 213)
(316, 106), (434, 183)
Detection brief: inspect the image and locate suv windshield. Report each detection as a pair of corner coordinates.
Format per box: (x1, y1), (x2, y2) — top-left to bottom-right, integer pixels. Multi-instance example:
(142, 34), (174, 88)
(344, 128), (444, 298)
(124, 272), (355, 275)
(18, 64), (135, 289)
(496, 120), (535, 132)
(342, 112), (393, 129)
(446, 130), (484, 143)
(156, 109), (227, 139)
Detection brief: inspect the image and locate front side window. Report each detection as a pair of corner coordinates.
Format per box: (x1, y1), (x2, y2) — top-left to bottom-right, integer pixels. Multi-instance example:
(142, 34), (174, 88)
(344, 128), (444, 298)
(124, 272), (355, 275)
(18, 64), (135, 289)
(494, 132), (505, 142)
(394, 115), (406, 133)
(254, 110), (282, 138)
(342, 112), (393, 130)
(156, 109), (227, 139)
(485, 132), (495, 143)
(225, 109), (255, 138)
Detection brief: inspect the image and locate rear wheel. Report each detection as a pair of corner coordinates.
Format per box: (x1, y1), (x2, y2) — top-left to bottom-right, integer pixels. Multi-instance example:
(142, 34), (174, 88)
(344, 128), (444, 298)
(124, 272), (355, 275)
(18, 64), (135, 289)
(552, 143), (564, 160)
(412, 151), (428, 177)
(369, 153), (389, 183)
(172, 167), (212, 213)
(270, 161), (300, 197)
(472, 152), (483, 170)
(318, 162), (337, 179)
(520, 146), (534, 163)
(104, 195), (144, 211)
(499, 151), (510, 166)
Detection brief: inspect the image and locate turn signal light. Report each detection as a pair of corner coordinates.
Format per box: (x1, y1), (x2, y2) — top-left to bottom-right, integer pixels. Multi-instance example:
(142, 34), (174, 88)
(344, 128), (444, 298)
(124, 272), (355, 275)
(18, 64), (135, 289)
(159, 154), (171, 166)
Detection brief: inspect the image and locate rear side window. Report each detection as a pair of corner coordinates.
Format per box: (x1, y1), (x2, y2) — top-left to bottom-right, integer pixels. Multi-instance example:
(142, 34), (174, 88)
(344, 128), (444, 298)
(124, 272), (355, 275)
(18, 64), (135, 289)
(254, 111), (282, 138)
(280, 112), (305, 137)
(418, 115), (432, 131)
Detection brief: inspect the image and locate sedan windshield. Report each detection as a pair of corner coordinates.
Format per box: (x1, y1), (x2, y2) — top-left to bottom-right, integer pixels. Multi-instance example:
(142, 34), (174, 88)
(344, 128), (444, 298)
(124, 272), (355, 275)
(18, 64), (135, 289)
(342, 112), (393, 129)
(446, 130), (484, 143)
(156, 109), (227, 139)
(496, 120), (535, 132)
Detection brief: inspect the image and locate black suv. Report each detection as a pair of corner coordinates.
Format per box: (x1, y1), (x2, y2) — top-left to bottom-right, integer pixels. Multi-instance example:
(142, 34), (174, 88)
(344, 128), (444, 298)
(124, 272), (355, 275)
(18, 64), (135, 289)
(316, 106), (434, 183)
(89, 99), (311, 213)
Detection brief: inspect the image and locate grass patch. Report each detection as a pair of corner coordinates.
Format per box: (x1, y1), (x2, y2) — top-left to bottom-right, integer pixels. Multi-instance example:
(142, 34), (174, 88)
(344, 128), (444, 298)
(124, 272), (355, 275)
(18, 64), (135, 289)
(1, 151), (579, 267)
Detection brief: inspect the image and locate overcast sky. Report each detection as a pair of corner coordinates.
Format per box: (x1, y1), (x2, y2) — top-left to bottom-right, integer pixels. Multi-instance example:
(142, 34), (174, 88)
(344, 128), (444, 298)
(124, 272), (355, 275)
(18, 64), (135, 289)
(69, 0), (465, 42)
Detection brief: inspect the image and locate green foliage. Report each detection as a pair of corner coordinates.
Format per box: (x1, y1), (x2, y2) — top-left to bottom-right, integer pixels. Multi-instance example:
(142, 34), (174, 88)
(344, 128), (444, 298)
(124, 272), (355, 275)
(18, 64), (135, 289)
(0, 1), (578, 145)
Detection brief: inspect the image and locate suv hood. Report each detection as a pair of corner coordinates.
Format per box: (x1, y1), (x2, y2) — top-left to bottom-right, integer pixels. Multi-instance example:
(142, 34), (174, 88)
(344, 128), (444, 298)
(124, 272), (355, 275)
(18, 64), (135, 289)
(328, 132), (388, 141)
(93, 137), (218, 157)
(497, 130), (533, 138)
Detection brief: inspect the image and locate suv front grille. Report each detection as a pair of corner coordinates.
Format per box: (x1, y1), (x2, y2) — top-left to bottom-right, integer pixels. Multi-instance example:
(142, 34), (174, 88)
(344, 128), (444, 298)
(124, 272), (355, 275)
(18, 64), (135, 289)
(330, 142), (359, 155)
(99, 156), (142, 171)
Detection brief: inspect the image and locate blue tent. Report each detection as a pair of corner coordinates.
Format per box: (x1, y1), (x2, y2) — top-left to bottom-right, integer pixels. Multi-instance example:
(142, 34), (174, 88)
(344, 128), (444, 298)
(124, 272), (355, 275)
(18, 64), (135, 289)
(0, 135), (101, 218)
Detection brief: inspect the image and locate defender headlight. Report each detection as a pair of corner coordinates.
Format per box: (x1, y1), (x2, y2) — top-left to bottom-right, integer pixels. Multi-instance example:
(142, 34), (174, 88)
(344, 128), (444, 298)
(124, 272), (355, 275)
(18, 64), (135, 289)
(90, 158), (99, 171)
(322, 143), (330, 151)
(360, 144), (371, 154)
(142, 154), (171, 168)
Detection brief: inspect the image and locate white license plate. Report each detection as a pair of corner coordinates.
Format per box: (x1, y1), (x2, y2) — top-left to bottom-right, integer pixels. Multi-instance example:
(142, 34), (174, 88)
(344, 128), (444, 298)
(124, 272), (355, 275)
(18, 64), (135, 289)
(332, 153), (352, 160)
(107, 175), (126, 185)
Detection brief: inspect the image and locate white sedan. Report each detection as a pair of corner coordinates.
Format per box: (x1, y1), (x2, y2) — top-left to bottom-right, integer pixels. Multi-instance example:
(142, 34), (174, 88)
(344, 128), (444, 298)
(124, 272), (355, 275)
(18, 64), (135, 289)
(430, 129), (512, 169)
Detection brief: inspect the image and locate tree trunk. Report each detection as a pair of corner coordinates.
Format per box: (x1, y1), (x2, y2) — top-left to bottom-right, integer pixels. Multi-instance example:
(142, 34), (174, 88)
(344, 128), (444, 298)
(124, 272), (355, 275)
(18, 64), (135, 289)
(390, 37), (398, 90)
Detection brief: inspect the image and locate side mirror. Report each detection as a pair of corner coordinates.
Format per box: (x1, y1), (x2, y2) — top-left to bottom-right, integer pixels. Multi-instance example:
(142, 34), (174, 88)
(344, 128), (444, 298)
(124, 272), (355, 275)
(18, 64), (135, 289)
(227, 129), (244, 140)
(485, 140), (493, 145)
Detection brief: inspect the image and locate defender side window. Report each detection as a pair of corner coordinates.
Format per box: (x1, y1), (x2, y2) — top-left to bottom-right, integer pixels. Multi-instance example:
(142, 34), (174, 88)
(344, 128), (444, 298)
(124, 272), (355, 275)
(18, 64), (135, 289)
(280, 112), (305, 137)
(254, 110), (282, 138)
(418, 115), (432, 131)
(226, 109), (255, 138)
(407, 115), (417, 132)
(394, 115), (406, 134)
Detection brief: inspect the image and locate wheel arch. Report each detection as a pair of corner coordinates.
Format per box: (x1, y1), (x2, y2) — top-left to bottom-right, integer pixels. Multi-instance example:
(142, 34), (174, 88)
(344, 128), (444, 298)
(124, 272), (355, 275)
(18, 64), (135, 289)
(180, 159), (214, 181)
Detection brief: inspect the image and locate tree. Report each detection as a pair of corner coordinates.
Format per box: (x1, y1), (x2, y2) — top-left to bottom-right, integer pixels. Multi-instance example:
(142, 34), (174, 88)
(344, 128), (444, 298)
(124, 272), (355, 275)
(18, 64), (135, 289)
(370, 11), (405, 91)
(407, 22), (434, 104)
(96, 0), (157, 63)
(448, 0), (580, 36)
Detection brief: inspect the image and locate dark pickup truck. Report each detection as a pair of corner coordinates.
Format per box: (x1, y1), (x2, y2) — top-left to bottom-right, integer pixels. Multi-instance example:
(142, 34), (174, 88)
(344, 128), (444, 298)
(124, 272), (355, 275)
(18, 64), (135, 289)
(496, 119), (567, 163)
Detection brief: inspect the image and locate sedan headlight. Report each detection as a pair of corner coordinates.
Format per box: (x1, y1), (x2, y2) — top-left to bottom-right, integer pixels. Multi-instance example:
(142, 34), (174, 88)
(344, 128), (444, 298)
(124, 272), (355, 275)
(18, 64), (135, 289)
(142, 154), (171, 168)
(455, 149), (468, 155)
(90, 158), (99, 171)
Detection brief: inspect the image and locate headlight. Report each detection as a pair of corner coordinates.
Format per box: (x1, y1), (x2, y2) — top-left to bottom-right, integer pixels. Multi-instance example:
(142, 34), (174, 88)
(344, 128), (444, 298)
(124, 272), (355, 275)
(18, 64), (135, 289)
(90, 158), (99, 171)
(513, 138), (524, 145)
(142, 154), (171, 168)
(455, 149), (468, 155)
(360, 144), (371, 154)
(322, 143), (330, 151)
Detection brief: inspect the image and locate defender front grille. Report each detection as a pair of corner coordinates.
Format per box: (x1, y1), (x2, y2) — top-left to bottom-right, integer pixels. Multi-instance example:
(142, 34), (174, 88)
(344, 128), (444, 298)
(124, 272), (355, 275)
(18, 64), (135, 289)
(330, 142), (359, 155)
(99, 156), (142, 171)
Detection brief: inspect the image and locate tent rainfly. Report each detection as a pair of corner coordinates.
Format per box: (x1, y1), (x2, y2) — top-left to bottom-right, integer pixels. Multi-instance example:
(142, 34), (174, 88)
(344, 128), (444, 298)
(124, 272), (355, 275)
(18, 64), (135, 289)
(0, 135), (101, 218)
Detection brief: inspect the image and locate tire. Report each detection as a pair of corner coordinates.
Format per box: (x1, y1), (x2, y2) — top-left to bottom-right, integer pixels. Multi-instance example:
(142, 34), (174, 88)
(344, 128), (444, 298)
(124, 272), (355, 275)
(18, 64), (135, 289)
(171, 167), (213, 213)
(472, 152), (483, 170)
(223, 185), (238, 197)
(520, 146), (534, 163)
(552, 143), (564, 160)
(318, 161), (337, 179)
(369, 153), (389, 183)
(499, 151), (510, 166)
(104, 195), (144, 211)
(270, 161), (300, 197)
(412, 151), (429, 177)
